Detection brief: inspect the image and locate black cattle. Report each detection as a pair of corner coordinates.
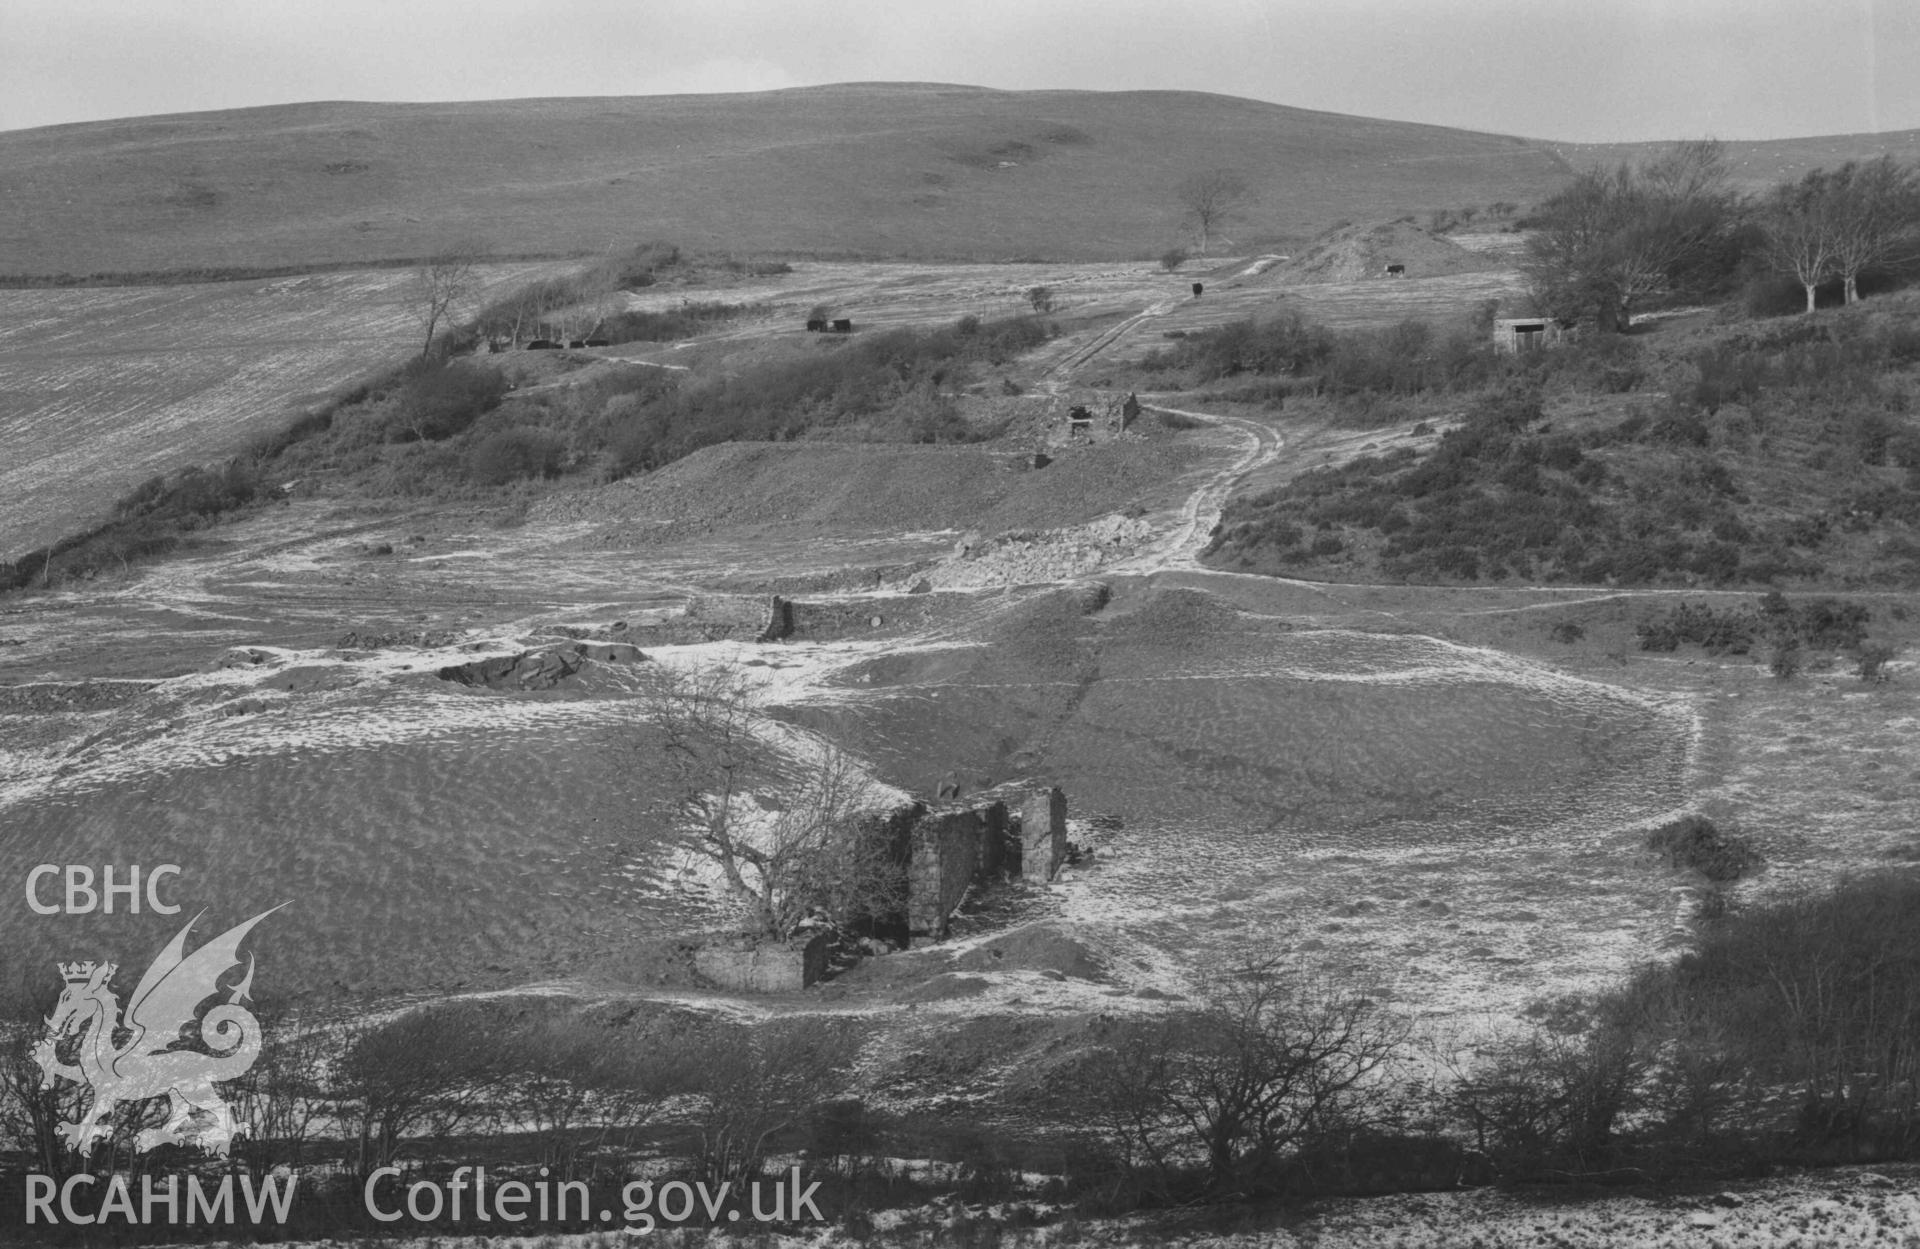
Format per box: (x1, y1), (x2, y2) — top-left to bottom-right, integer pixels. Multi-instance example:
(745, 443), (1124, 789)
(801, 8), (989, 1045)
(525, 339), (559, 350)
(1385, 264), (1406, 277)
(583, 338), (611, 348)
(1191, 282), (1204, 298)
(805, 319), (827, 332)
(831, 318), (854, 333)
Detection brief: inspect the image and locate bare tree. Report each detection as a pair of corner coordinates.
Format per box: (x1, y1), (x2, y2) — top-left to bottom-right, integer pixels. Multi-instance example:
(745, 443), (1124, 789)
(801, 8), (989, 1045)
(1177, 169), (1254, 257)
(331, 1003), (507, 1175)
(409, 241), (484, 356)
(1760, 168), (1844, 313)
(1827, 157), (1920, 304)
(633, 662), (904, 940)
(687, 1016), (857, 1188)
(493, 1011), (694, 1178)
(1075, 955), (1410, 1195)
(226, 1005), (331, 1176)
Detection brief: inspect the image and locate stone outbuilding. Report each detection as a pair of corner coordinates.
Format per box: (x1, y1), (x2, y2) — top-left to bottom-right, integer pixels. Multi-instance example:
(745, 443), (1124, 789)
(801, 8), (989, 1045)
(1493, 316), (1569, 353)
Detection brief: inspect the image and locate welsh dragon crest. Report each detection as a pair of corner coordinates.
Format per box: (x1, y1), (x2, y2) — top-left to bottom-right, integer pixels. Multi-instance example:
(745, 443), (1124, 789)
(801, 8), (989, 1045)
(32, 905), (285, 1157)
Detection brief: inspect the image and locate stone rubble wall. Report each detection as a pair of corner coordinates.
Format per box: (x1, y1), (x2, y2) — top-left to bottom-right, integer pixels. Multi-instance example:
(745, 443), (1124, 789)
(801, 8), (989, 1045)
(692, 931), (830, 992)
(1021, 786), (1068, 882)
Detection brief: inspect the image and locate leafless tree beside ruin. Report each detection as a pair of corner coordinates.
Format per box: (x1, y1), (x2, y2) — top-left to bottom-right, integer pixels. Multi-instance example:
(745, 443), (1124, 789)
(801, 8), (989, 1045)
(632, 662), (905, 941)
(409, 241), (484, 355)
(1177, 168), (1254, 256)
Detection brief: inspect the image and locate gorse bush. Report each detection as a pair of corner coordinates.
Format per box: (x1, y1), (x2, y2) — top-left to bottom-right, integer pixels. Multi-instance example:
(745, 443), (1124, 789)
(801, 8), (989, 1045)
(114, 462), (257, 524)
(601, 315), (1049, 476)
(1644, 815), (1763, 883)
(1635, 593), (1875, 657)
(469, 428), (565, 483)
(394, 357), (510, 441)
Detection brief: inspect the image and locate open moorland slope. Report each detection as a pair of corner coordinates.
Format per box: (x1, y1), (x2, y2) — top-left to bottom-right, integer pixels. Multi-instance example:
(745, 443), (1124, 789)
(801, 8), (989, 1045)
(0, 85), (1571, 273)
(8, 86), (1916, 279)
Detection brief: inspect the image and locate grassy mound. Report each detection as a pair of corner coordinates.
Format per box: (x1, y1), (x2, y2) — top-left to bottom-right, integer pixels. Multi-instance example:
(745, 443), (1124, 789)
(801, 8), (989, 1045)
(535, 436), (1213, 541)
(802, 582), (1686, 841)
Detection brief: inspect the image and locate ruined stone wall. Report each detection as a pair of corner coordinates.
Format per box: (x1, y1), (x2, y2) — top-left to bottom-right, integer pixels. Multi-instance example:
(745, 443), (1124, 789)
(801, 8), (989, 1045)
(907, 808), (980, 937)
(692, 931), (830, 993)
(1020, 786), (1067, 882)
(786, 594), (966, 641)
(684, 593), (775, 629)
(977, 801), (1010, 877)
(906, 799), (1009, 938)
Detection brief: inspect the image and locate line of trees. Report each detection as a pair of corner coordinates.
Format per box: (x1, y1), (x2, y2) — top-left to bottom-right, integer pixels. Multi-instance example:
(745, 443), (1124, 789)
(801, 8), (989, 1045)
(1759, 157), (1920, 312)
(1523, 140), (1920, 328)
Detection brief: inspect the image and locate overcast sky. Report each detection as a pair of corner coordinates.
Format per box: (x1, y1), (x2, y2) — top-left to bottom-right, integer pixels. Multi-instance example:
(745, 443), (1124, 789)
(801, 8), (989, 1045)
(5, 0), (1919, 143)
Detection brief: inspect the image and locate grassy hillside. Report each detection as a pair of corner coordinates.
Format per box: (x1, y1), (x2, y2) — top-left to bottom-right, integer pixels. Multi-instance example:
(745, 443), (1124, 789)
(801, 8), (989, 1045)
(0, 85), (1584, 273)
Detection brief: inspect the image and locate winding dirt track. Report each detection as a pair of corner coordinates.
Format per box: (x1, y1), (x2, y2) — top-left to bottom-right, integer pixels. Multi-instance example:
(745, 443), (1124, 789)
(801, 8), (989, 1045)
(1123, 404), (1283, 570)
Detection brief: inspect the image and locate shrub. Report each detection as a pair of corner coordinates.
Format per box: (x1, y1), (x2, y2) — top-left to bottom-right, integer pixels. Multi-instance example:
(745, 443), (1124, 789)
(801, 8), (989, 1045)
(1159, 247), (1189, 272)
(1769, 641), (1803, 678)
(1644, 815), (1762, 883)
(469, 428), (564, 483)
(395, 358), (508, 441)
(1856, 642), (1897, 682)
(1026, 286), (1056, 314)
(598, 315), (1051, 477)
(114, 461), (257, 522)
